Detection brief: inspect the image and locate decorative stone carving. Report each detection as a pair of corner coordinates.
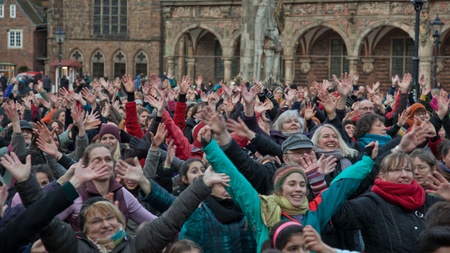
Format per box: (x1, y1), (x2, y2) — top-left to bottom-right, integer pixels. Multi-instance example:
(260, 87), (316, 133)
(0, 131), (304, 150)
(358, 3), (385, 15)
(292, 4), (316, 16)
(173, 7), (192, 18)
(324, 3), (347, 14)
(200, 7), (223, 18)
(362, 58), (374, 74)
(230, 6), (242, 18)
(437, 59), (444, 73)
(299, 58), (311, 73)
(220, 6), (231, 18)
(163, 7), (172, 18)
(390, 2), (415, 15)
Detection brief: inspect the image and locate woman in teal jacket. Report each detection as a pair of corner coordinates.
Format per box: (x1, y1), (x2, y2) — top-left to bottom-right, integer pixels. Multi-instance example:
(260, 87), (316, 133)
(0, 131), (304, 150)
(202, 136), (377, 252)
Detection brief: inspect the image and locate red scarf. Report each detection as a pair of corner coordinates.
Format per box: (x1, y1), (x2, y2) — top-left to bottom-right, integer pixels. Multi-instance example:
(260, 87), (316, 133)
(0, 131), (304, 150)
(371, 179), (425, 211)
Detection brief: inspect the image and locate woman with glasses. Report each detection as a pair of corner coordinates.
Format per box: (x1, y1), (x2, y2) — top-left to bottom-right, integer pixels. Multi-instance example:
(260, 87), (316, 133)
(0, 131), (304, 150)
(410, 149), (438, 189)
(332, 152), (445, 253)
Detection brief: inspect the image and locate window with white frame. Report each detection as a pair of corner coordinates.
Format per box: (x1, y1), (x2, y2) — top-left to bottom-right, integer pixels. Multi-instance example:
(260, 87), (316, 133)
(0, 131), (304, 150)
(0, 5), (5, 18)
(10, 4), (16, 18)
(8, 30), (22, 48)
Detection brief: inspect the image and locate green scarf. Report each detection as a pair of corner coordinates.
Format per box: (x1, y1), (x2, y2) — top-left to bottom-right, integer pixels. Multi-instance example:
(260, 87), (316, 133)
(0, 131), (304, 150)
(88, 224), (127, 253)
(260, 195), (308, 228)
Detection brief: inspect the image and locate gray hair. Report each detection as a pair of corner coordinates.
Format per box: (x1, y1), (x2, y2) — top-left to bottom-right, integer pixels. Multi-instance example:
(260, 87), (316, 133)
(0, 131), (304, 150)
(273, 110), (305, 133)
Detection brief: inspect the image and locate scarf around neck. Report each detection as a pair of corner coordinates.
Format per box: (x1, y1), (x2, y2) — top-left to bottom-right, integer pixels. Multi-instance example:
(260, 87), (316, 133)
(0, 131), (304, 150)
(358, 133), (392, 148)
(312, 147), (352, 171)
(204, 195), (244, 224)
(88, 224), (127, 253)
(438, 161), (450, 182)
(260, 195), (308, 228)
(371, 179), (425, 211)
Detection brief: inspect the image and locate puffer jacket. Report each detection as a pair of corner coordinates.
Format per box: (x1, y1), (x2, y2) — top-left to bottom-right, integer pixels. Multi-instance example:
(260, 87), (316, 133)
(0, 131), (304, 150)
(332, 191), (442, 253)
(38, 178), (212, 253)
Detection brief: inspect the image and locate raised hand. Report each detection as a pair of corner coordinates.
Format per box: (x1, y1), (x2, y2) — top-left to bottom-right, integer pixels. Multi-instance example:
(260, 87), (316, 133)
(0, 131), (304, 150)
(84, 110), (101, 130)
(121, 74), (135, 93)
(436, 89), (449, 119)
(226, 117), (254, 140)
(334, 73), (352, 97)
(115, 158), (145, 184)
(317, 89), (336, 116)
(284, 89), (298, 104)
(398, 73), (412, 94)
(398, 120), (434, 153)
(150, 122), (167, 148)
(365, 141), (379, 159)
(2, 101), (19, 123)
(70, 159), (110, 188)
(0, 153), (31, 183)
(164, 139), (176, 168)
(422, 85), (431, 96)
(101, 102), (111, 118)
(202, 166), (230, 188)
(33, 121), (55, 143)
(303, 102), (316, 121)
(426, 171), (450, 201)
(195, 75), (203, 87)
(298, 151), (320, 174)
(397, 109), (408, 127)
(36, 135), (59, 158)
(0, 185), (8, 218)
(198, 124), (212, 144)
(81, 87), (96, 105)
(322, 79), (333, 91)
(145, 94), (166, 116)
(303, 225), (335, 253)
(71, 104), (84, 127)
(419, 74), (428, 87)
(198, 106), (226, 135)
(392, 74), (399, 86)
(372, 81), (381, 91)
(178, 75), (191, 95)
(317, 155), (337, 176)
(220, 80), (233, 97)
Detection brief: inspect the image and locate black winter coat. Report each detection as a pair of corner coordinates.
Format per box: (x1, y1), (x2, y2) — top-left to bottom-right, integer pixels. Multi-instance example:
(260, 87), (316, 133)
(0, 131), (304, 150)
(332, 191), (442, 253)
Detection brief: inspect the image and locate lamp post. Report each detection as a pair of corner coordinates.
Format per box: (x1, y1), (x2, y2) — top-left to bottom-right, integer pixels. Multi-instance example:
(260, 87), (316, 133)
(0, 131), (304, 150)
(410, 0), (426, 100)
(430, 15), (444, 88)
(54, 28), (65, 90)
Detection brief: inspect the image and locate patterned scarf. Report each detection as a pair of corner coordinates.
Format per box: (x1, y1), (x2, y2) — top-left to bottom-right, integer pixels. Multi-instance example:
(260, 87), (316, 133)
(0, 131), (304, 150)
(260, 195), (308, 228)
(372, 179), (425, 211)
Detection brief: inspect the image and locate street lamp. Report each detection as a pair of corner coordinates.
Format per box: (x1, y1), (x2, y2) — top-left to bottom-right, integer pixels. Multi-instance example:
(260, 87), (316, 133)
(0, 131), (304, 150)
(410, 0), (426, 101)
(430, 15), (444, 88)
(54, 27), (65, 90)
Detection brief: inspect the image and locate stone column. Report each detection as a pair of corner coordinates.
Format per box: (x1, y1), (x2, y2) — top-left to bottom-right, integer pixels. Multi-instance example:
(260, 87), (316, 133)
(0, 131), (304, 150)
(347, 57), (359, 77)
(177, 35), (186, 81)
(223, 57), (233, 83)
(186, 58), (196, 80)
(167, 57), (175, 78)
(419, 57), (432, 88)
(284, 57), (294, 83)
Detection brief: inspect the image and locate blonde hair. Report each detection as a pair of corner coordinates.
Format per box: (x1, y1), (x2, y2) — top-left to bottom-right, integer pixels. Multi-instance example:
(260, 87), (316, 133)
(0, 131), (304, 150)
(81, 201), (126, 235)
(311, 124), (358, 158)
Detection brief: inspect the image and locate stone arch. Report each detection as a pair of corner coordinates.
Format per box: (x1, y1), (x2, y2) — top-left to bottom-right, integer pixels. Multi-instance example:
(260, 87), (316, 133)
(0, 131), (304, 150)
(354, 20), (413, 56)
(287, 21), (351, 56)
(70, 48), (84, 62)
(168, 23), (224, 57)
(228, 30), (241, 49)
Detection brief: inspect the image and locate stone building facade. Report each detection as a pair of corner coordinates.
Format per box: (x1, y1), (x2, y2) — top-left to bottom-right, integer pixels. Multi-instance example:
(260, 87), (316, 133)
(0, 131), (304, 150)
(161, 0), (450, 90)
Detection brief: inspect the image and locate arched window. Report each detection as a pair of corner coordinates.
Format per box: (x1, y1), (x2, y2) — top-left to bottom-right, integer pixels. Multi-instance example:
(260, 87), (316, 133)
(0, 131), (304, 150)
(113, 51), (126, 78)
(93, 0), (127, 37)
(91, 50), (105, 79)
(135, 51), (148, 77)
(71, 50), (84, 76)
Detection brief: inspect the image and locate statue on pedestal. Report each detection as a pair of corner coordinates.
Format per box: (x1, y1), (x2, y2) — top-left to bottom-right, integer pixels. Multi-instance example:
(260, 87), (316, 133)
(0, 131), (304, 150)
(254, 0), (284, 86)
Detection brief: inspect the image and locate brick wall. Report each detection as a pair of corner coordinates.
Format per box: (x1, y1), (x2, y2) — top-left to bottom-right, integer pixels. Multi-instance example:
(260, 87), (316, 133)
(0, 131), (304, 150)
(0, 0), (39, 73)
(195, 32), (217, 83)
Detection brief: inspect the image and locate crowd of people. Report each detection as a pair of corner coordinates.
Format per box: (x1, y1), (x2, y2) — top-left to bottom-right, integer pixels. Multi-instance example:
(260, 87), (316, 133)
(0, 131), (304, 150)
(0, 71), (449, 253)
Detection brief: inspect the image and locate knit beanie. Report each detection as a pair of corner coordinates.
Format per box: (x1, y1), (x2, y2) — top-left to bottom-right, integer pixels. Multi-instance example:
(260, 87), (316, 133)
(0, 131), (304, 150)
(273, 165), (306, 191)
(407, 103), (426, 127)
(99, 124), (121, 141)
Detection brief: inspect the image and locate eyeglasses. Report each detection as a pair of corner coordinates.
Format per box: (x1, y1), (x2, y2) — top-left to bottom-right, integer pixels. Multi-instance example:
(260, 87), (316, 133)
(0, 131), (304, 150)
(285, 150), (311, 156)
(414, 165), (430, 172)
(388, 168), (413, 174)
(414, 111), (427, 117)
(87, 214), (116, 226)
